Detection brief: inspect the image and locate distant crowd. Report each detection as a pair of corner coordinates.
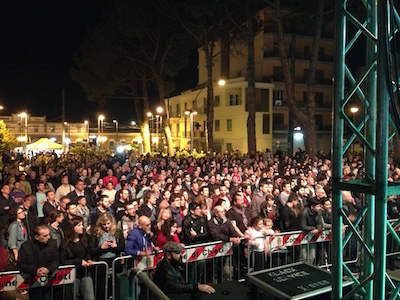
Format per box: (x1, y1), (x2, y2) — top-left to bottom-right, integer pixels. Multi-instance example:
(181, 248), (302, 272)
(0, 148), (399, 297)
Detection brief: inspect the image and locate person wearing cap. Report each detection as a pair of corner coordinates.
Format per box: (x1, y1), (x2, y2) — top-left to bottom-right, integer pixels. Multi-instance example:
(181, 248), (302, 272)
(153, 241), (215, 295)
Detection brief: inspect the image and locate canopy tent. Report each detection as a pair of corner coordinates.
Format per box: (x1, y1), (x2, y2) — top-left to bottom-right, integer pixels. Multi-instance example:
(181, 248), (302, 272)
(26, 138), (63, 150)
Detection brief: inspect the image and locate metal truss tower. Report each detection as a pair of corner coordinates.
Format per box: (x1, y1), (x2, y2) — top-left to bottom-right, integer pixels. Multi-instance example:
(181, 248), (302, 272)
(333, 1), (400, 299)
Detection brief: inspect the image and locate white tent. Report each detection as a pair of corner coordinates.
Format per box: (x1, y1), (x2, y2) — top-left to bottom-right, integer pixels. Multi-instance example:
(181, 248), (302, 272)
(26, 138), (63, 150)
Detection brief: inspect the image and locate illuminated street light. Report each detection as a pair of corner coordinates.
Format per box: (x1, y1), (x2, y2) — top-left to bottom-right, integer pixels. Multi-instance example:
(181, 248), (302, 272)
(84, 120), (89, 143)
(185, 109), (198, 152)
(18, 112), (28, 149)
(0, 105), (3, 110)
(98, 115), (105, 150)
(113, 119), (119, 144)
(131, 121), (136, 126)
(218, 79), (226, 86)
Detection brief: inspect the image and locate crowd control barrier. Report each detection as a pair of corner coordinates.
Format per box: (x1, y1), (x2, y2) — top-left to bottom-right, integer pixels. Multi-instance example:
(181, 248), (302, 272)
(246, 228), (358, 274)
(4, 221), (400, 300)
(0, 261), (109, 300)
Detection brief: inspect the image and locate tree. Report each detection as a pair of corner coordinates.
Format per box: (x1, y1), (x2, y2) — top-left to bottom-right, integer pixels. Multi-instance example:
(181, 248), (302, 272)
(73, 1), (191, 155)
(0, 120), (17, 154)
(226, 0), (265, 154)
(161, 0), (238, 152)
(267, 0), (329, 157)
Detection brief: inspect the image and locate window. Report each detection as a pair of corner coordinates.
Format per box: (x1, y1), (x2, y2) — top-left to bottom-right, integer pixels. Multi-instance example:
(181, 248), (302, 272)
(176, 123), (180, 136)
(263, 114), (270, 134)
(273, 114), (285, 130)
(215, 120), (220, 131)
(184, 102), (187, 111)
(316, 114), (323, 130)
(176, 104), (181, 117)
(203, 97), (207, 112)
(304, 45), (310, 58)
(214, 95), (220, 107)
(229, 94), (240, 106)
(315, 92), (323, 106)
(273, 90), (283, 101)
(34, 127), (38, 133)
(50, 127), (55, 133)
(227, 119), (232, 131)
(316, 70), (324, 83)
(227, 143), (233, 152)
(273, 66), (284, 81)
(192, 99), (197, 109)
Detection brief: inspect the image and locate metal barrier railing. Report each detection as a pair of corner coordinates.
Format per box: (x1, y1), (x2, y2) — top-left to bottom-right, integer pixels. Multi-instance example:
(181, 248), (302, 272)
(7, 222), (397, 299)
(0, 261), (109, 300)
(245, 228), (359, 274)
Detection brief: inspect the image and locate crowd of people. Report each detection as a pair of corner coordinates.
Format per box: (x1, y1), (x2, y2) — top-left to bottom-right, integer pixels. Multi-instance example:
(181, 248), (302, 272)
(0, 148), (397, 296)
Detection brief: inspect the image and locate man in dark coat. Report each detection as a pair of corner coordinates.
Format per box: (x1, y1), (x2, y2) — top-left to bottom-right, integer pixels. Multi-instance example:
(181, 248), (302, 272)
(153, 241), (215, 295)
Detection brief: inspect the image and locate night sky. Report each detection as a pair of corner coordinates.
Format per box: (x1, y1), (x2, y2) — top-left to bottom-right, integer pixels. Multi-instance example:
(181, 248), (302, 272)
(0, 1), (197, 127)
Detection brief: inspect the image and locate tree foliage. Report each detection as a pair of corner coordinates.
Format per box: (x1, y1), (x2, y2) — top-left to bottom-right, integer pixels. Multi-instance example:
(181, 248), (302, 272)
(0, 120), (17, 154)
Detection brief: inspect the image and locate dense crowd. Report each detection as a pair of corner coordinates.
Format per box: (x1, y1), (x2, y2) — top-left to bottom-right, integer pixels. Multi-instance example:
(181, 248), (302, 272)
(0, 148), (398, 297)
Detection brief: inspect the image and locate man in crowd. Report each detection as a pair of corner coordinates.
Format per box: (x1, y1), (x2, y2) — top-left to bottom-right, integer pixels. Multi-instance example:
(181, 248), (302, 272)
(55, 175), (75, 202)
(117, 201), (139, 240)
(60, 202), (77, 231)
(103, 169), (118, 189)
(249, 179), (268, 219)
(67, 179), (86, 205)
(88, 194), (112, 226)
(112, 188), (130, 222)
(226, 192), (249, 238)
(154, 241), (215, 295)
(17, 224), (60, 300)
(43, 190), (58, 220)
(0, 184), (11, 246)
(125, 216), (152, 258)
(298, 197), (323, 264)
(21, 194), (39, 240)
(137, 190), (158, 222)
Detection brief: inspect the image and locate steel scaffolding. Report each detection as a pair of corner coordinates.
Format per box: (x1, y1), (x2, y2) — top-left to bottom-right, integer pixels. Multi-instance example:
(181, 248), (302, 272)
(333, 1), (400, 299)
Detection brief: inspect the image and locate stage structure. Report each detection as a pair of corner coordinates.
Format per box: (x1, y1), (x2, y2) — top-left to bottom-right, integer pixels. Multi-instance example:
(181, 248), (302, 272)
(333, 0), (400, 299)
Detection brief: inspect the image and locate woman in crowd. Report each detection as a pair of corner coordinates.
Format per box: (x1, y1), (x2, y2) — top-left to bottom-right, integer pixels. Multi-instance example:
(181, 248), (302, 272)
(151, 208), (172, 248)
(157, 217), (181, 249)
(60, 217), (94, 300)
(89, 212), (124, 300)
(260, 194), (280, 230)
(7, 206), (27, 266)
(47, 209), (65, 248)
(89, 212), (125, 265)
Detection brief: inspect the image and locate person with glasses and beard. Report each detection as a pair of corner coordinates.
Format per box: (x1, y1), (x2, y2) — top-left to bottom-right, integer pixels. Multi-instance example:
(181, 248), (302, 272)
(153, 241), (215, 295)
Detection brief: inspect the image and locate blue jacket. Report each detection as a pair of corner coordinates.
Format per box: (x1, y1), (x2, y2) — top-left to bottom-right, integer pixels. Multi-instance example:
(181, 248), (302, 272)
(125, 226), (152, 258)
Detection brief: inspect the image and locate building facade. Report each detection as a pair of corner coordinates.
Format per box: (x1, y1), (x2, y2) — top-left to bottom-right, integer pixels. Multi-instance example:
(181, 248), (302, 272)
(168, 9), (334, 154)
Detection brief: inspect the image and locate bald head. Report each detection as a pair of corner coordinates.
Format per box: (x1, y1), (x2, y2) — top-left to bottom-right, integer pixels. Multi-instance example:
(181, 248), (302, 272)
(138, 216), (151, 234)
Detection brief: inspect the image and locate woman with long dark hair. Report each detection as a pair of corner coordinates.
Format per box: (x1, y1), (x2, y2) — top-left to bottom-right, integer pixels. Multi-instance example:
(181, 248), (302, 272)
(59, 216), (94, 300)
(157, 217), (181, 249)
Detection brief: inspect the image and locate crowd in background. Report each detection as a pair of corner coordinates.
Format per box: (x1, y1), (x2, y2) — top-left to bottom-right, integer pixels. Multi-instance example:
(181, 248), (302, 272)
(0, 148), (399, 297)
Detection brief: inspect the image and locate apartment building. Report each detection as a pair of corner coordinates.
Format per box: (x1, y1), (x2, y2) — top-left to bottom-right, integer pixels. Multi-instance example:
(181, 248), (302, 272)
(167, 9), (334, 154)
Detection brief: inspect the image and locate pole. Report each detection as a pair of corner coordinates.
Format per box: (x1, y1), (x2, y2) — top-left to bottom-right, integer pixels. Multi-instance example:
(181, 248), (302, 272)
(190, 112), (194, 152)
(156, 116), (159, 151)
(97, 118), (100, 150)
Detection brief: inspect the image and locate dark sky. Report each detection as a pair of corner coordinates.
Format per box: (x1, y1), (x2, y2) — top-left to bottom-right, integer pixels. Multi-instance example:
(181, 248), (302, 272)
(0, 1), (197, 127)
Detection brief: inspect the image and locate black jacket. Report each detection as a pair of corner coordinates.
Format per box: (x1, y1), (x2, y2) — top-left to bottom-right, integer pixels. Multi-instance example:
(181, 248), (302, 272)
(182, 215), (209, 245)
(298, 207), (322, 233)
(17, 239), (60, 275)
(154, 258), (199, 294)
(207, 217), (239, 242)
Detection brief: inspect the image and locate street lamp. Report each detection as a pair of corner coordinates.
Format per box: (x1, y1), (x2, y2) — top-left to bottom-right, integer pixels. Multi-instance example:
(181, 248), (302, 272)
(185, 109), (197, 152)
(18, 112), (28, 146)
(131, 121), (136, 127)
(113, 119), (119, 144)
(98, 115), (105, 149)
(155, 107), (163, 151)
(0, 105), (3, 110)
(350, 107), (359, 154)
(147, 112), (153, 151)
(84, 120), (89, 143)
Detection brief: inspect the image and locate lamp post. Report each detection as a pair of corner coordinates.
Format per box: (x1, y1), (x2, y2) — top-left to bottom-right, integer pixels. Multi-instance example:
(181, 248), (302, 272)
(18, 112), (28, 150)
(185, 109), (197, 152)
(113, 119), (119, 144)
(84, 120), (89, 143)
(147, 112), (153, 152)
(98, 115), (105, 149)
(156, 106), (163, 151)
(350, 107), (359, 154)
